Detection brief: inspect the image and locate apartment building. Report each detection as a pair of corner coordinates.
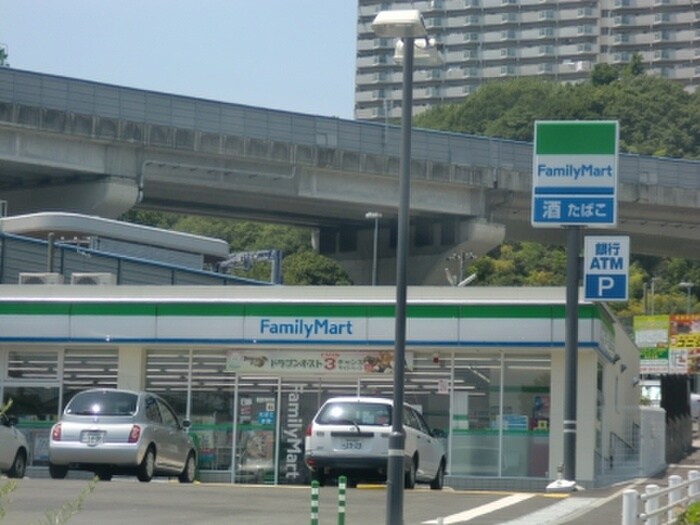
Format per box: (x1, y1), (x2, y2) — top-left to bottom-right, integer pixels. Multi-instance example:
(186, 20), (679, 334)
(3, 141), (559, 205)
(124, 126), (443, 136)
(355, 0), (700, 121)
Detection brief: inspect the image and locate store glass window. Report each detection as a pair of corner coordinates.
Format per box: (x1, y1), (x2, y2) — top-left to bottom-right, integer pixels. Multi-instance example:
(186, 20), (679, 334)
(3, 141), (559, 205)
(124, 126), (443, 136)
(499, 355), (551, 478)
(450, 355), (501, 476)
(6, 350), (58, 380)
(2, 385), (59, 466)
(191, 351), (236, 474)
(62, 348), (118, 403)
(146, 349), (238, 476)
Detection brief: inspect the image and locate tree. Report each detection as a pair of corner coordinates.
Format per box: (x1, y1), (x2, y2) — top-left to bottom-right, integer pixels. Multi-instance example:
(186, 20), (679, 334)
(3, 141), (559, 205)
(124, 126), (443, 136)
(590, 63), (619, 86)
(282, 250), (352, 285)
(121, 210), (351, 285)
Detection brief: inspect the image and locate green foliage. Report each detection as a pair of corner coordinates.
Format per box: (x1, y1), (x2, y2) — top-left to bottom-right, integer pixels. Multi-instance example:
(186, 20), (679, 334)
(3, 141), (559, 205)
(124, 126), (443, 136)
(0, 477), (97, 524)
(415, 67), (700, 159)
(0, 480), (17, 521)
(678, 501), (700, 524)
(121, 211), (350, 285)
(462, 242), (700, 321)
(282, 250), (352, 285)
(39, 477), (98, 525)
(0, 398), (12, 417)
(590, 63), (620, 86)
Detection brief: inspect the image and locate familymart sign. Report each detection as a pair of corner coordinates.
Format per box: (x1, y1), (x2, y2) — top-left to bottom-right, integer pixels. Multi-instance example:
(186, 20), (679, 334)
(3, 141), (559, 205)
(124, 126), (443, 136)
(531, 120), (619, 228)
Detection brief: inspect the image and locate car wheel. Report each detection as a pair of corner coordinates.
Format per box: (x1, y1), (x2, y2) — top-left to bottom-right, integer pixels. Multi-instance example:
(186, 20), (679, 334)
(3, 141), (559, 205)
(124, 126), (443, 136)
(96, 468), (113, 481)
(430, 460), (445, 490)
(178, 452), (196, 483)
(7, 450), (26, 479)
(49, 462), (68, 479)
(137, 447), (155, 482)
(404, 457), (417, 489)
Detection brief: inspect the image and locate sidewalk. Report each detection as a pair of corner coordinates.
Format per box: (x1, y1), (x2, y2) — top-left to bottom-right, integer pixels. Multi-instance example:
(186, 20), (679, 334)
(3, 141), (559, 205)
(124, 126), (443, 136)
(543, 440), (700, 525)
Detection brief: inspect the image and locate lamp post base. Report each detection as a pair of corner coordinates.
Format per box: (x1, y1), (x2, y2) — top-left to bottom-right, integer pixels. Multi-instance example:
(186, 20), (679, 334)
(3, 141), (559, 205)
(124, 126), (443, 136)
(545, 478), (584, 493)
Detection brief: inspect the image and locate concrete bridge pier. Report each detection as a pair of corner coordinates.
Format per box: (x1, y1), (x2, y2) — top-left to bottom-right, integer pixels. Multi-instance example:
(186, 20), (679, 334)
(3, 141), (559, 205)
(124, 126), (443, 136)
(322, 218), (505, 286)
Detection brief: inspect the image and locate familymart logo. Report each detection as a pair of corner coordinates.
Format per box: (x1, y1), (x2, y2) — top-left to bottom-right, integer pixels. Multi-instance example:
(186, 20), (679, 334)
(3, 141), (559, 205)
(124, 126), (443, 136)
(259, 318), (354, 338)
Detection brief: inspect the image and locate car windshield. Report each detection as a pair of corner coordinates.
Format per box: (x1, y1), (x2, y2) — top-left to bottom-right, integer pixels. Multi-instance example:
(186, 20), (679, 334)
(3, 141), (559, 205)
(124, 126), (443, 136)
(316, 402), (391, 426)
(65, 391), (138, 416)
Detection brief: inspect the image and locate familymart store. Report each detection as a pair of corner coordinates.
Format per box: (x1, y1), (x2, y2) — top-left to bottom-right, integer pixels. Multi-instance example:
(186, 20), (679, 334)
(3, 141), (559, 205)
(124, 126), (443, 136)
(0, 285), (642, 490)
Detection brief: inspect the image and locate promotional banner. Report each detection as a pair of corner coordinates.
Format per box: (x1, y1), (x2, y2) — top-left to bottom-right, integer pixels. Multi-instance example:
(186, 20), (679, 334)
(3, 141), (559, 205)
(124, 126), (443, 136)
(669, 314), (700, 374)
(634, 315), (670, 374)
(226, 349), (413, 375)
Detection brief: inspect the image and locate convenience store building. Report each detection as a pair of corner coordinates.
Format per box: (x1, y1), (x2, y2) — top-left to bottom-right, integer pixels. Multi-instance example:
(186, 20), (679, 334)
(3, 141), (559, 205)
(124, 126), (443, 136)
(0, 284), (650, 490)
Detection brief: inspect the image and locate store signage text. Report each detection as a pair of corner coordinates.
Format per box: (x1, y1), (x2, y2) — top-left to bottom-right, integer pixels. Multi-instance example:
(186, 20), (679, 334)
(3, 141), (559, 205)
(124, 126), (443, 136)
(536, 162), (613, 179)
(259, 318), (353, 338)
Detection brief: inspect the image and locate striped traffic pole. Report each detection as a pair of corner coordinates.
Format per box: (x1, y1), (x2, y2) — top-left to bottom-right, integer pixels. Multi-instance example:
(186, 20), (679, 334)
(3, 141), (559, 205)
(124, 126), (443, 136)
(337, 475), (347, 525)
(310, 480), (319, 525)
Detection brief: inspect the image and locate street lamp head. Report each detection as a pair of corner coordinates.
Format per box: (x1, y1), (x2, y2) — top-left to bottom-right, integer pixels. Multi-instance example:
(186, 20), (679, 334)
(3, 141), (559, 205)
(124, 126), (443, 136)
(365, 211), (383, 220)
(394, 38), (444, 66)
(371, 9), (427, 38)
(679, 281), (694, 289)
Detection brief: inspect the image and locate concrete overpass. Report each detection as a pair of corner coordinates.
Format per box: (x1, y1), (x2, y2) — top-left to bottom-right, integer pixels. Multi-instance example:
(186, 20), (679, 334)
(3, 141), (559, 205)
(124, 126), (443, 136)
(0, 68), (698, 285)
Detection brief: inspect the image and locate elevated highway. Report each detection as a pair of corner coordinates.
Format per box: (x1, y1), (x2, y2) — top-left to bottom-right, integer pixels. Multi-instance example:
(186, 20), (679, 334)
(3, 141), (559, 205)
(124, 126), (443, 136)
(0, 68), (698, 284)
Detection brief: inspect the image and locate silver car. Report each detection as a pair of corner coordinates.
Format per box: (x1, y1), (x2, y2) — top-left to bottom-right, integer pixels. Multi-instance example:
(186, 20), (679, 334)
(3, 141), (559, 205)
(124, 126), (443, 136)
(304, 396), (446, 489)
(0, 411), (29, 478)
(49, 388), (197, 483)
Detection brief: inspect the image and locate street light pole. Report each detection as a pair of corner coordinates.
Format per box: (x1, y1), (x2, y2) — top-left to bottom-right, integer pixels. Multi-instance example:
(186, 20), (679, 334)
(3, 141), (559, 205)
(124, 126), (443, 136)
(680, 281), (694, 314)
(365, 211), (383, 285)
(371, 10), (441, 525)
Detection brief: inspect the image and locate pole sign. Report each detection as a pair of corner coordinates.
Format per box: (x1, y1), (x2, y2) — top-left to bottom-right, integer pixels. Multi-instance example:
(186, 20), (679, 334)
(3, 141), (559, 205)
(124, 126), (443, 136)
(584, 235), (629, 301)
(532, 121), (619, 228)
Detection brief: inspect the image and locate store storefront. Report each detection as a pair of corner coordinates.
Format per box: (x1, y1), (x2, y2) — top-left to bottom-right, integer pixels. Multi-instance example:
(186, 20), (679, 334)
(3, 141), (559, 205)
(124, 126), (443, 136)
(0, 285), (641, 489)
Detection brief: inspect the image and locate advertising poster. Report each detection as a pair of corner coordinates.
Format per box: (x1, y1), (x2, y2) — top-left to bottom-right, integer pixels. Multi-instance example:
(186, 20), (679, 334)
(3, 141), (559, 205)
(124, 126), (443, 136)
(226, 349), (413, 375)
(237, 395), (276, 483)
(634, 315), (670, 374)
(669, 314), (700, 374)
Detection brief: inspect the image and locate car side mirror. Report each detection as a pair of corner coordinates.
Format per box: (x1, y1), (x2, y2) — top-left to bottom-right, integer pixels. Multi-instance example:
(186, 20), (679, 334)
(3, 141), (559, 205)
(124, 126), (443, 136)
(7, 416), (18, 427)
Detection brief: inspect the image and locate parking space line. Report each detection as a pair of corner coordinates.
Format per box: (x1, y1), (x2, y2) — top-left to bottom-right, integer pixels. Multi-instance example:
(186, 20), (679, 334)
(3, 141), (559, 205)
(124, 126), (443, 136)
(422, 493), (535, 524)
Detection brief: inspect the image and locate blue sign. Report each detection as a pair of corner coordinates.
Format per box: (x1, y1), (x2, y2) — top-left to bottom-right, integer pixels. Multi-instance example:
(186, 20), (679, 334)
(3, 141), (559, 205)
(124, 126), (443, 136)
(583, 236), (629, 302)
(532, 196), (614, 225)
(584, 275), (627, 300)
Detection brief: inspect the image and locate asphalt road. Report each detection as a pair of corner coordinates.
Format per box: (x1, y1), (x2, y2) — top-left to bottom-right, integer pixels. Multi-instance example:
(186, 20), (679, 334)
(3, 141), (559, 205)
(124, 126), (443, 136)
(4, 446), (700, 525)
(1, 477), (568, 525)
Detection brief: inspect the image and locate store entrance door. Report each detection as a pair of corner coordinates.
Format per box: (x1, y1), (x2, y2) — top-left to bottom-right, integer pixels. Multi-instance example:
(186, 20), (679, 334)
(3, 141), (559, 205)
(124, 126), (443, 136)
(234, 377), (279, 484)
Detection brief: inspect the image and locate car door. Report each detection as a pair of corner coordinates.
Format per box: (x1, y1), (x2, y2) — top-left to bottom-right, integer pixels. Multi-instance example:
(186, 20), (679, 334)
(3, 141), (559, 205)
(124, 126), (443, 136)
(407, 406), (440, 481)
(0, 415), (15, 469)
(155, 397), (188, 472)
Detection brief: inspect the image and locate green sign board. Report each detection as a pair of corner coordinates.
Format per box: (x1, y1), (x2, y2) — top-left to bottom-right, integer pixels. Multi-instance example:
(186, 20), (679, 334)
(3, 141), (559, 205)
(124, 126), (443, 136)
(532, 120), (619, 228)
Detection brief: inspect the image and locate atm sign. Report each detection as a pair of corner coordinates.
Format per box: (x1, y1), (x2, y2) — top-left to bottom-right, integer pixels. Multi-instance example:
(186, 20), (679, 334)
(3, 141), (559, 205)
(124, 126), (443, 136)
(584, 236), (629, 302)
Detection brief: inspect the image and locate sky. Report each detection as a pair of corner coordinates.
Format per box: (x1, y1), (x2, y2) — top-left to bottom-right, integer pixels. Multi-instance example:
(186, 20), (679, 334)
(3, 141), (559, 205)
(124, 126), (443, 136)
(0, 1), (358, 119)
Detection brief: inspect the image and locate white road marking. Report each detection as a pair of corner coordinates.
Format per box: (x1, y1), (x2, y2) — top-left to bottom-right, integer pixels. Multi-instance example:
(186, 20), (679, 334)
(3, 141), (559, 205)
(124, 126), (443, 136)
(422, 493), (535, 524)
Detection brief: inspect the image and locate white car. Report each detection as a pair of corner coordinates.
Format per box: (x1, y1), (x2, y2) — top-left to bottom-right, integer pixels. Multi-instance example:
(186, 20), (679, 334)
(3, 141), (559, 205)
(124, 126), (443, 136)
(0, 412), (29, 478)
(304, 396), (446, 489)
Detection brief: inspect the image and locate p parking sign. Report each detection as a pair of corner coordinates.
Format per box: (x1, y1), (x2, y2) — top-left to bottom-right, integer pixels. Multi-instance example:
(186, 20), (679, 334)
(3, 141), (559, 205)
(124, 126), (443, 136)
(584, 236), (629, 302)
(532, 121), (619, 228)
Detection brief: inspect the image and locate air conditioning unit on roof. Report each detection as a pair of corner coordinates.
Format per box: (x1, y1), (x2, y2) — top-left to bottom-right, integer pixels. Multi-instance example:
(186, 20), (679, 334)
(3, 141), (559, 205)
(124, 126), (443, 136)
(19, 272), (64, 285)
(70, 272), (116, 285)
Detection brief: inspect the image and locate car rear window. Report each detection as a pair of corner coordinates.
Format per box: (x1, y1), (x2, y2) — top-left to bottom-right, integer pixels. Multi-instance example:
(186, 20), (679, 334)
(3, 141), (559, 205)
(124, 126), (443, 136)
(316, 401), (391, 426)
(65, 391), (138, 416)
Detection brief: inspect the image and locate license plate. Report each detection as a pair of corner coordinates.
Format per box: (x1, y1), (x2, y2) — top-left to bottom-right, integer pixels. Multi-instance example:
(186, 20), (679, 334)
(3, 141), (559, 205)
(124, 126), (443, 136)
(81, 431), (104, 446)
(340, 439), (362, 451)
